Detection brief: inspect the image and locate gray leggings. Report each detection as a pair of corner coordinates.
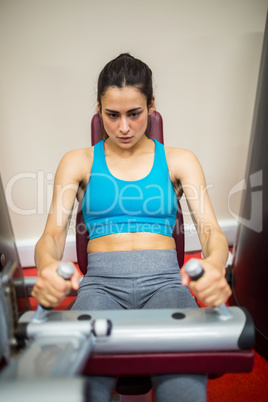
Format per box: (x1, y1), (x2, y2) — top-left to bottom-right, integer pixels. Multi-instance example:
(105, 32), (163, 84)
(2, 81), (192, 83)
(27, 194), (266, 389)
(72, 249), (207, 401)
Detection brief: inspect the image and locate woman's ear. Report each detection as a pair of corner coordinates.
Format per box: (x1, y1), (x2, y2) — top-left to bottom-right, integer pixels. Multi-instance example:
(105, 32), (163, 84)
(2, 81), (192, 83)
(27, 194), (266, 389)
(148, 97), (155, 115)
(97, 101), (102, 115)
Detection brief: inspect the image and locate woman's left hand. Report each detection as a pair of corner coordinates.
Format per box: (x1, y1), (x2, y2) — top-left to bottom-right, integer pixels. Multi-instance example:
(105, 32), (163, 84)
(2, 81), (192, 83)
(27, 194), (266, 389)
(180, 259), (232, 307)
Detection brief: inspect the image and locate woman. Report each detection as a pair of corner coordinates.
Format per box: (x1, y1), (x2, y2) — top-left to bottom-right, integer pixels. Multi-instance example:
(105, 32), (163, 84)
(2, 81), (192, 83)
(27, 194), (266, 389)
(33, 53), (231, 401)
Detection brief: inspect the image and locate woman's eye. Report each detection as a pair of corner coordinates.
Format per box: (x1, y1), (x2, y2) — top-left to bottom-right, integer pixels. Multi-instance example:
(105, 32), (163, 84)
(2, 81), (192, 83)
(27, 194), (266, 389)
(106, 111), (141, 119)
(129, 112), (140, 118)
(108, 113), (119, 119)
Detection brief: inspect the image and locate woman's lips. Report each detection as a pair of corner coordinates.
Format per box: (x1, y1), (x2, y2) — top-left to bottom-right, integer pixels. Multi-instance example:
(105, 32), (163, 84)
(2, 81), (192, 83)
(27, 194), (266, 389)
(118, 136), (133, 142)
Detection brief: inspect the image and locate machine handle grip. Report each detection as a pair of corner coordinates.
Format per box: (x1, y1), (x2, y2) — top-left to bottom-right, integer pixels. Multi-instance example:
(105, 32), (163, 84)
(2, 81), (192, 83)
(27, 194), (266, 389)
(40, 263), (75, 310)
(184, 259), (204, 281)
(184, 259), (233, 320)
(57, 262), (75, 280)
(31, 263), (74, 322)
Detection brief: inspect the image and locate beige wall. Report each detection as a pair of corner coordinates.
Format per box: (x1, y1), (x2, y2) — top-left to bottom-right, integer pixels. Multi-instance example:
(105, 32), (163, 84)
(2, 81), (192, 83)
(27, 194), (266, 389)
(0, 0), (267, 263)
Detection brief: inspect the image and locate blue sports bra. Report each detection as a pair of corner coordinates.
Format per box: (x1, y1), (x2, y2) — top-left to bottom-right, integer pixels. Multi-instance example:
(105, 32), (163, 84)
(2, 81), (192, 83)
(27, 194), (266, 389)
(82, 139), (178, 239)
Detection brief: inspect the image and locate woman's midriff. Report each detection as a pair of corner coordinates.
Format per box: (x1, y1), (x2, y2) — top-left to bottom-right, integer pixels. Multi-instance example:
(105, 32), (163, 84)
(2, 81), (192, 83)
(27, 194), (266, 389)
(87, 232), (176, 253)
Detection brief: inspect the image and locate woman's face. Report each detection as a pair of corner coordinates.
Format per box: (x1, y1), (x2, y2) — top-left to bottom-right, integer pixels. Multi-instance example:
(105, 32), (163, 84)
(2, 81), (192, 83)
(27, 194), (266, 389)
(98, 86), (154, 149)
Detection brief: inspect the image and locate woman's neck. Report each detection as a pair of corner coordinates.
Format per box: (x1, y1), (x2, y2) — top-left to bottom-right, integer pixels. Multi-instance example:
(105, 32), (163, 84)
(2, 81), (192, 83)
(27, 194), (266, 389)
(105, 134), (152, 158)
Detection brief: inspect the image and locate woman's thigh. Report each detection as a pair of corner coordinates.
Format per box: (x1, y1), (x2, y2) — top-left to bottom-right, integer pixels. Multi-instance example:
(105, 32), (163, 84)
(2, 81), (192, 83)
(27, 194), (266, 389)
(71, 287), (124, 310)
(152, 373), (208, 402)
(142, 282), (198, 309)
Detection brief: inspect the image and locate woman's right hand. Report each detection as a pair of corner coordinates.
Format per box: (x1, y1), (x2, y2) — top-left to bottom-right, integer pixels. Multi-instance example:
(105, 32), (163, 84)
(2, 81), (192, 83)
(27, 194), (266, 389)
(32, 261), (81, 308)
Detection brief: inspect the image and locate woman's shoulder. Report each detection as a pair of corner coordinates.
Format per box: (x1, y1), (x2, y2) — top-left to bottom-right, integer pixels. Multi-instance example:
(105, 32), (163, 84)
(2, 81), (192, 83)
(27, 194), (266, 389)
(164, 145), (198, 163)
(60, 146), (94, 164)
(55, 146), (94, 184)
(164, 145), (202, 180)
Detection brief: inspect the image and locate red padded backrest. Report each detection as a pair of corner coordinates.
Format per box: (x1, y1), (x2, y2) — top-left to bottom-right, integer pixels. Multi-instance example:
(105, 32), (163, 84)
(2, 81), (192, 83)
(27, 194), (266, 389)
(76, 111), (184, 274)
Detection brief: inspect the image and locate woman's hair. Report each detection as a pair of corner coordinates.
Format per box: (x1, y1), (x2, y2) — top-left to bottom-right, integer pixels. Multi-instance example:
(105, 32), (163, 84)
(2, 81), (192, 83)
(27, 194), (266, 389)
(97, 53), (153, 108)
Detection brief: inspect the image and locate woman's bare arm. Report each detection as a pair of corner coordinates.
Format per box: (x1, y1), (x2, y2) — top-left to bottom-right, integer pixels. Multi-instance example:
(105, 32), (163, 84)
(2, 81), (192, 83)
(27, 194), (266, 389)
(167, 147), (231, 307)
(32, 148), (92, 307)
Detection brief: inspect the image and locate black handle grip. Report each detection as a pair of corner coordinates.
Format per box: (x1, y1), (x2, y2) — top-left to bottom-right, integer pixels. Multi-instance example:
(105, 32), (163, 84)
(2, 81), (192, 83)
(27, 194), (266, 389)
(184, 259), (204, 281)
(57, 262), (75, 280)
(40, 263), (75, 310)
(184, 259), (233, 319)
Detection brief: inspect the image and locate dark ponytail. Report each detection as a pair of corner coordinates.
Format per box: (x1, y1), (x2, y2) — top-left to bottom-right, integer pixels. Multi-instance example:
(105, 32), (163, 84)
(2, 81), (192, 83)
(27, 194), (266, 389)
(97, 53), (153, 108)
